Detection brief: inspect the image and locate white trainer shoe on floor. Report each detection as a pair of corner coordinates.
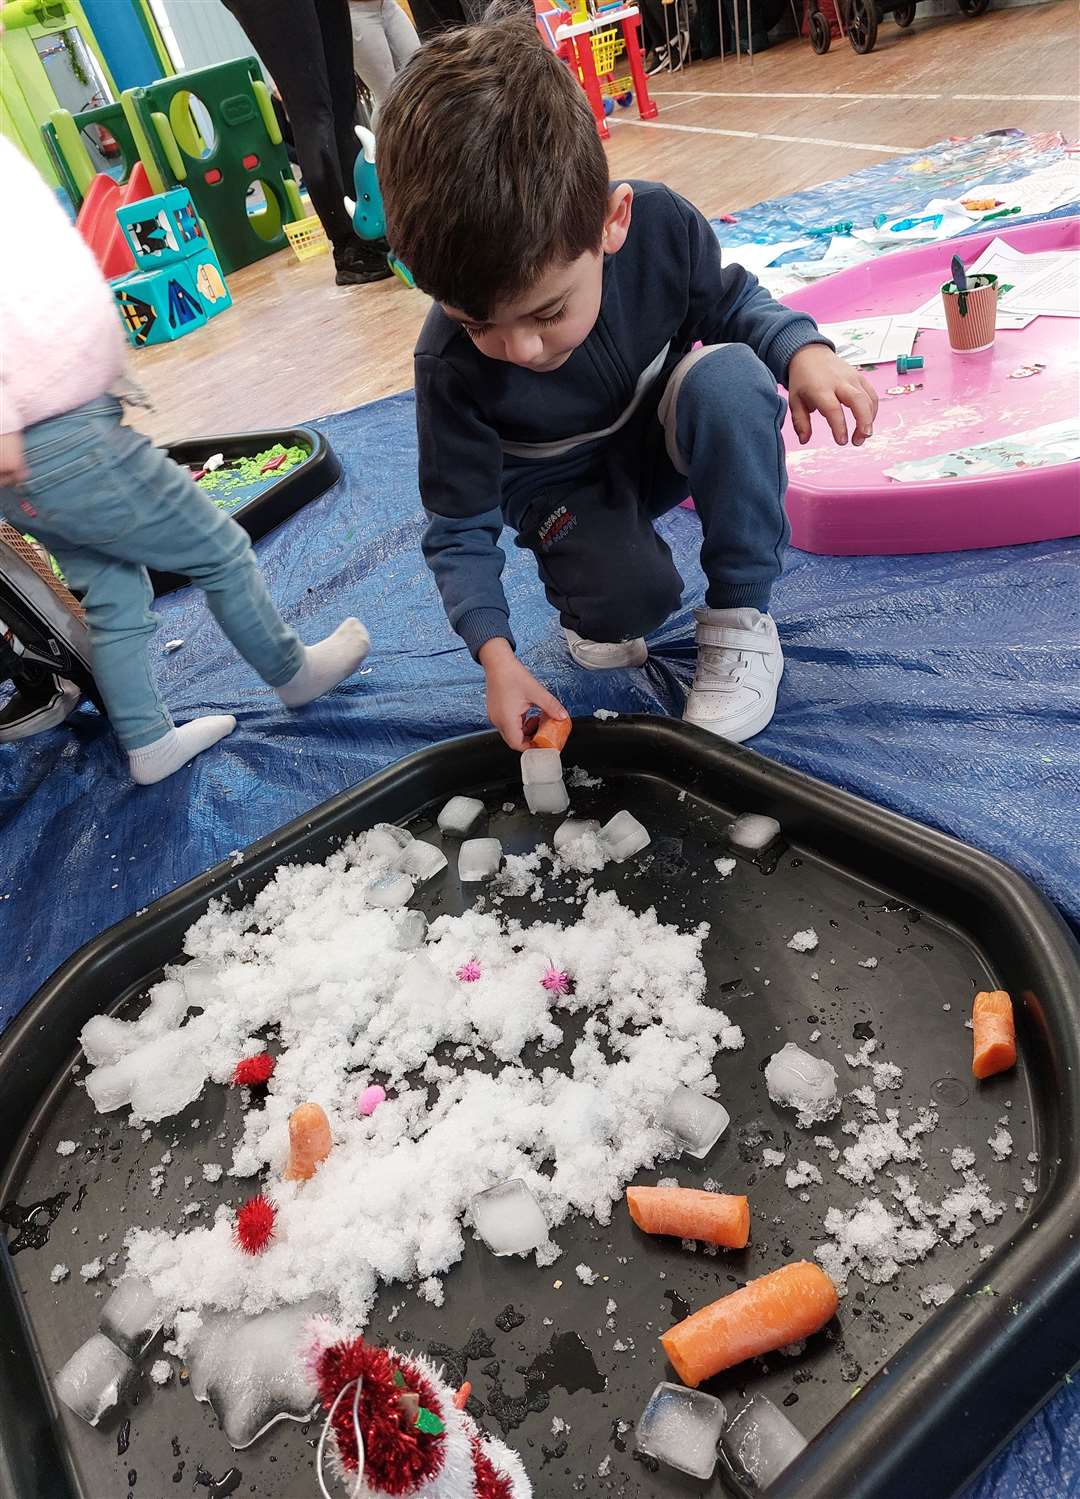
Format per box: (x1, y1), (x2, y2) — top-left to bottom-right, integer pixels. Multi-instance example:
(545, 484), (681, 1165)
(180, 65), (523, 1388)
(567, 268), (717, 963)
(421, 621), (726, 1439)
(683, 606), (783, 742)
(564, 627), (648, 671)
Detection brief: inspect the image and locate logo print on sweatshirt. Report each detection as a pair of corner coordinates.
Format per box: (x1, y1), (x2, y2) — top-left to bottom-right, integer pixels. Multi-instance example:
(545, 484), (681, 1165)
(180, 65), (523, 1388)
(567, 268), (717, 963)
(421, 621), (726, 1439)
(537, 504), (577, 552)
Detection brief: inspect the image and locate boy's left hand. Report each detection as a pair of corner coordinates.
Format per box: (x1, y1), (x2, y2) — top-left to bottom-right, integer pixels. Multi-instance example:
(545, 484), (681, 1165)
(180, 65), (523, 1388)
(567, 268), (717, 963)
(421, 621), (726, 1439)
(787, 345), (878, 448)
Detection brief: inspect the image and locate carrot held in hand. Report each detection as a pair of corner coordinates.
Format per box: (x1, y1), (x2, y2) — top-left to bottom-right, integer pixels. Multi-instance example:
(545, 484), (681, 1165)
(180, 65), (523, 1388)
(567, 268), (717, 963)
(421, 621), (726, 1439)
(660, 1261), (838, 1387)
(972, 990), (1016, 1079)
(531, 713), (572, 752)
(627, 1186), (750, 1249)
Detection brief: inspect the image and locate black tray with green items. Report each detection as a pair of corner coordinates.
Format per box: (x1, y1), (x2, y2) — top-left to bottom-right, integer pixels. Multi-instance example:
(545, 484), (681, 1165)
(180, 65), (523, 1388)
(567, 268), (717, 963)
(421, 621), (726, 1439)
(151, 423), (341, 595)
(1, 719), (1077, 1499)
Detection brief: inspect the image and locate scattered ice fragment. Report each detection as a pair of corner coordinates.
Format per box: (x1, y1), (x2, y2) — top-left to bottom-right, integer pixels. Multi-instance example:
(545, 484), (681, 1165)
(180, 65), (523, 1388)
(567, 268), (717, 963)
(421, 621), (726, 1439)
(858, 957), (879, 969)
(99, 1277), (162, 1358)
(365, 824), (413, 863)
(817, 1198), (938, 1289)
(723, 1394), (806, 1488)
(150, 1358), (173, 1385)
(932, 1171), (1006, 1243)
(50, 1263), (70, 1284)
(437, 796), (485, 836)
(392, 908), (428, 950)
(846, 1039), (878, 1068)
(56, 1139), (77, 1156)
(636, 1382), (727, 1482)
(202, 1164), (223, 1183)
(921, 1283), (954, 1307)
(525, 778), (570, 816)
(458, 838), (504, 882)
(600, 810), (650, 864)
(787, 928), (818, 953)
(872, 1061), (904, 1091)
(187, 1298), (324, 1449)
(597, 1455), (612, 1477)
(80, 1258), (105, 1281)
(1022, 1176), (1037, 1194)
(567, 765), (602, 788)
(660, 1085), (730, 1159)
(950, 1146), (976, 1172)
(54, 1334), (138, 1426)
(714, 857), (736, 878)
(785, 1160), (823, 1190)
(765, 1043), (840, 1127)
(988, 1126), (1013, 1161)
(521, 748), (563, 785)
(606, 1298), (617, 1316)
(728, 813), (781, 853)
(85, 1029), (209, 1122)
(593, 709), (618, 720)
(470, 1179), (548, 1257)
(838, 1107), (936, 1185)
(554, 818), (601, 853)
(402, 840), (448, 883)
(576, 1264), (599, 1286)
(979, 1245), (995, 1262)
(762, 1148), (786, 1168)
(366, 871), (414, 909)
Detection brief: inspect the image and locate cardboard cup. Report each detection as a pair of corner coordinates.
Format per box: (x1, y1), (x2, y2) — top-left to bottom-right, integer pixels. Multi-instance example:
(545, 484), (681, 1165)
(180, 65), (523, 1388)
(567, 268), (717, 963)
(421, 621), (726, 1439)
(941, 273), (998, 354)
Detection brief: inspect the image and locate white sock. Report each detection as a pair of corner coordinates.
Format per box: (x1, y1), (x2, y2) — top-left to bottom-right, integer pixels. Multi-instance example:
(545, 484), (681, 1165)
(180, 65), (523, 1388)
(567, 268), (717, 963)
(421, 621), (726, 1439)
(276, 618), (371, 708)
(128, 715), (236, 786)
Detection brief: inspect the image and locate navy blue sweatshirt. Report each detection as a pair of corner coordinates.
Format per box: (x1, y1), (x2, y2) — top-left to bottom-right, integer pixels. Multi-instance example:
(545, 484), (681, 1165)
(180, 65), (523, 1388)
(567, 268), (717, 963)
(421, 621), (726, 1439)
(415, 181), (828, 658)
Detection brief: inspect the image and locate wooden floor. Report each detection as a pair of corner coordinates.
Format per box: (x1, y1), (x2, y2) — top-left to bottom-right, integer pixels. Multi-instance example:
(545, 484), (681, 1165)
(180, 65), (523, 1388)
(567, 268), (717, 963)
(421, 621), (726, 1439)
(135, 1), (1079, 444)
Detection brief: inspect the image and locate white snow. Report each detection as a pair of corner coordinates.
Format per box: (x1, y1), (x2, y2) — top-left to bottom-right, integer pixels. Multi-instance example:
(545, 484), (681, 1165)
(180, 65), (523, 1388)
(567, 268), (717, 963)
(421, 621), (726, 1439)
(857, 957), (879, 969)
(56, 1139), (77, 1156)
(764, 1043), (840, 1127)
(80, 1258), (105, 1281)
(713, 857), (736, 878)
(988, 1126), (1013, 1161)
(921, 1282), (954, 1307)
(784, 1160), (823, 1190)
(761, 1148), (786, 1168)
(150, 1359), (172, 1385)
(787, 928), (818, 953)
(576, 1264), (599, 1286)
(50, 1263), (70, 1283)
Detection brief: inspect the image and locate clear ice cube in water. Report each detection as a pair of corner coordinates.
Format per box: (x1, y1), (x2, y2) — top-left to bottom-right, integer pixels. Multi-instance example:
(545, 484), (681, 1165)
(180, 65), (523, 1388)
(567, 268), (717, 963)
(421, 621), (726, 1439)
(99, 1276), (162, 1358)
(470, 1178), (549, 1256)
(764, 1042), (839, 1126)
(521, 748), (563, 785)
(54, 1333), (137, 1426)
(729, 813), (782, 853)
(661, 1085), (731, 1159)
(437, 796), (485, 836)
(723, 1394), (806, 1487)
(524, 779), (570, 816)
(458, 838), (503, 882)
(636, 1382), (727, 1481)
(402, 840), (448, 882)
(366, 824), (413, 863)
(553, 818), (601, 853)
(366, 871), (415, 909)
(392, 909), (428, 950)
(187, 1298), (324, 1449)
(600, 810), (651, 863)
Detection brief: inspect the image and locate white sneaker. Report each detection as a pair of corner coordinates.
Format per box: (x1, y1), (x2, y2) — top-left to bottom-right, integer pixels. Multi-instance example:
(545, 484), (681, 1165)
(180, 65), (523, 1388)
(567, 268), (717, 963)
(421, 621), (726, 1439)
(683, 607), (783, 742)
(564, 627), (648, 671)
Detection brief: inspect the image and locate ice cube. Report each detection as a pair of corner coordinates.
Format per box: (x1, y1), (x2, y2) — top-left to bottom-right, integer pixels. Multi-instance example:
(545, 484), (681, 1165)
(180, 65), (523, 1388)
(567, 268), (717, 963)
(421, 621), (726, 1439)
(99, 1276), (162, 1358)
(187, 1298), (324, 1449)
(600, 810), (651, 863)
(521, 748), (563, 785)
(525, 779), (570, 816)
(176, 961), (222, 1006)
(366, 871), (415, 909)
(729, 813), (782, 853)
(402, 840), (448, 882)
(764, 1042), (840, 1127)
(392, 909), (428, 950)
(723, 1394), (806, 1487)
(86, 1030), (209, 1122)
(553, 818), (601, 853)
(437, 796), (485, 836)
(78, 978), (191, 1068)
(636, 1382), (727, 1481)
(660, 1085), (731, 1159)
(458, 838), (503, 882)
(470, 1178), (549, 1256)
(54, 1333), (137, 1427)
(366, 823), (413, 863)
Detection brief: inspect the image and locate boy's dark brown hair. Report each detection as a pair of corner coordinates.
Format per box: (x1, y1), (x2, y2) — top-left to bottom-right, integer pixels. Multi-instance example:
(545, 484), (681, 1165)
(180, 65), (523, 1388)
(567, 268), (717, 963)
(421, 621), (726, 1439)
(376, 8), (611, 319)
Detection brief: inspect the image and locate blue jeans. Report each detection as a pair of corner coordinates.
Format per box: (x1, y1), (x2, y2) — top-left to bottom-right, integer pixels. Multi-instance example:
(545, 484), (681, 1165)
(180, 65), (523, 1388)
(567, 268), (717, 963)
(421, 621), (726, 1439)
(0, 398), (305, 750)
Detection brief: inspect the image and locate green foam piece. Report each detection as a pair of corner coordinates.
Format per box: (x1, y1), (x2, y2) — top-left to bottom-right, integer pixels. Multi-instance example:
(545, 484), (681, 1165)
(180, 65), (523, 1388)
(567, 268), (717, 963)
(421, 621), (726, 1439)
(416, 1407), (445, 1436)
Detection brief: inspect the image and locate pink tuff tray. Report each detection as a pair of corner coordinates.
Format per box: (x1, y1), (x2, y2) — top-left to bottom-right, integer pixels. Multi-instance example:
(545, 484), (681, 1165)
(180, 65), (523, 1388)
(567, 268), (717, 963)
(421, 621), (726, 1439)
(779, 217), (1080, 555)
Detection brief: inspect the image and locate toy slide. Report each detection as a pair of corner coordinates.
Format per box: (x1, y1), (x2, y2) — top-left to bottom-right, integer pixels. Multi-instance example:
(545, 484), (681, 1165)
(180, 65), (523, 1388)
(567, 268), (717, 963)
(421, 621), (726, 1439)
(75, 162), (152, 280)
(780, 216), (1080, 555)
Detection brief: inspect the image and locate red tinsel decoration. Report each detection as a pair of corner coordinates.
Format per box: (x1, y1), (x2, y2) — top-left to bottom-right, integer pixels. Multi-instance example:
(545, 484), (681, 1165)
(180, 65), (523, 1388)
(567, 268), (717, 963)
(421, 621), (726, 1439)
(232, 1052), (275, 1087)
(234, 1193), (276, 1254)
(316, 1339), (445, 1495)
(469, 1433), (514, 1499)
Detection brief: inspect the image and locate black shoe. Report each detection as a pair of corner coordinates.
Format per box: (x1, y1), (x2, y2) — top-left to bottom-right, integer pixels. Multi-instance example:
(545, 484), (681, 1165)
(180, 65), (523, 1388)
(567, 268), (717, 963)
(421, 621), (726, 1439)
(334, 241), (394, 285)
(0, 671), (80, 742)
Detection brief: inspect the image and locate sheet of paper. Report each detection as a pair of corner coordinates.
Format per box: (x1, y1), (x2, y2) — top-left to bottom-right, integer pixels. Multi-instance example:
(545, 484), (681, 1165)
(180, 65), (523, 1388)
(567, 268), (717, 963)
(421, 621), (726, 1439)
(884, 419), (1080, 483)
(817, 315), (919, 364)
(906, 237), (1059, 330)
(721, 239), (815, 277)
(1000, 251), (1080, 318)
(851, 210), (975, 247)
(960, 162), (1080, 218)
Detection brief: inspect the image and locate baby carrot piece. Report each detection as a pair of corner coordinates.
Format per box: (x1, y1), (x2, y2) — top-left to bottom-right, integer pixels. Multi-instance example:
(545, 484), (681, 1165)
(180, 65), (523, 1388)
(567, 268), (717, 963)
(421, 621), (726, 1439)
(531, 714), (572, 752)
(626, 1186), (750, 1249)
(283, 1101), (333, 1181)
(660, 1261), (838, 1387)
(972, 990), (1017, 1079)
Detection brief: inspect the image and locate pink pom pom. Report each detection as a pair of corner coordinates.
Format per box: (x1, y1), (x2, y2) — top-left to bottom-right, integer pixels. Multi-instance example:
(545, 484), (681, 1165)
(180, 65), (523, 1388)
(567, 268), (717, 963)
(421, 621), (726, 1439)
(357, 1084), (386, 1117)
(541, 966), (572, 996)
(457, 960), (482, 983)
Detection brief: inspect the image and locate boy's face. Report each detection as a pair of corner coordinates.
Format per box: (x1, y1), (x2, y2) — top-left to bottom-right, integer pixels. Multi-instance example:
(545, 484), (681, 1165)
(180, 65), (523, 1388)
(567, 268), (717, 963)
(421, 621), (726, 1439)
(441, 185), (634, 373)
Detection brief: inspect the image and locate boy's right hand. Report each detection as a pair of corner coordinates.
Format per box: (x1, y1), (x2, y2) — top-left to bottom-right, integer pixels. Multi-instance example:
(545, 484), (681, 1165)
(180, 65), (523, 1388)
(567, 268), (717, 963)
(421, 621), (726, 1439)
(0, 430), (27, 487)
(479, 638), (569, 752)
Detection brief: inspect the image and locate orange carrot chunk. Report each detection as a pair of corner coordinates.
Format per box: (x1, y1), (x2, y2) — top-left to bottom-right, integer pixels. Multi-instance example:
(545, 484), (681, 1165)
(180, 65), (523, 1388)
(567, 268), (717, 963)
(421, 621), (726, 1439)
(283, 1101), (333, 1181)
(626, 1186), (750, 1249)
(660, 1261), (838, 1388)
(531, 714), (572, 752)
(972, 990), (1016, 1080)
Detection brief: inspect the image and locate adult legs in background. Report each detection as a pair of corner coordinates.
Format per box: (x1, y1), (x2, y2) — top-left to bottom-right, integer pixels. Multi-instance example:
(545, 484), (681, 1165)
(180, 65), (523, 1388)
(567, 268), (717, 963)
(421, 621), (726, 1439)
(350, 0), (420, 109)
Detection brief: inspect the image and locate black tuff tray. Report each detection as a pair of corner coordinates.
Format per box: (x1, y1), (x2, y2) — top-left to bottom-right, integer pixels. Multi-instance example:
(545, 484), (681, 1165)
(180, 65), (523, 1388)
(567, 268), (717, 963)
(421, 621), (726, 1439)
(150, 425), (341, 595)
(1, 719), (1077, 1499)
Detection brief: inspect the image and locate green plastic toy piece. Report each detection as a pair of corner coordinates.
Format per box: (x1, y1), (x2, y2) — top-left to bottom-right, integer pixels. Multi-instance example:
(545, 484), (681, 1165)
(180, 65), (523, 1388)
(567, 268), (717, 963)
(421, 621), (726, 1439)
(0, 0), (69, 30)
(151, 110), (187, 181)
(415, 1407), (445, 1436)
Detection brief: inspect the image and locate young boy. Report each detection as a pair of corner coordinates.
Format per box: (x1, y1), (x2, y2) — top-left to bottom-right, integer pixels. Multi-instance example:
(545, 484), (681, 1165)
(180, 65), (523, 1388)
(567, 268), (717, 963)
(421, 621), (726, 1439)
(377, 12), (877, 749)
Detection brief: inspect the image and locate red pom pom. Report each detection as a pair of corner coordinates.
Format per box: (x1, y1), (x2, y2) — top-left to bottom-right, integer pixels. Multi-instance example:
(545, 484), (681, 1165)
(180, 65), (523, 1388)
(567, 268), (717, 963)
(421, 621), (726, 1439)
(232, 1052), (275, 1087)
(316, 1339), (445, 1493)
(234, 1194), (276, 1254)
